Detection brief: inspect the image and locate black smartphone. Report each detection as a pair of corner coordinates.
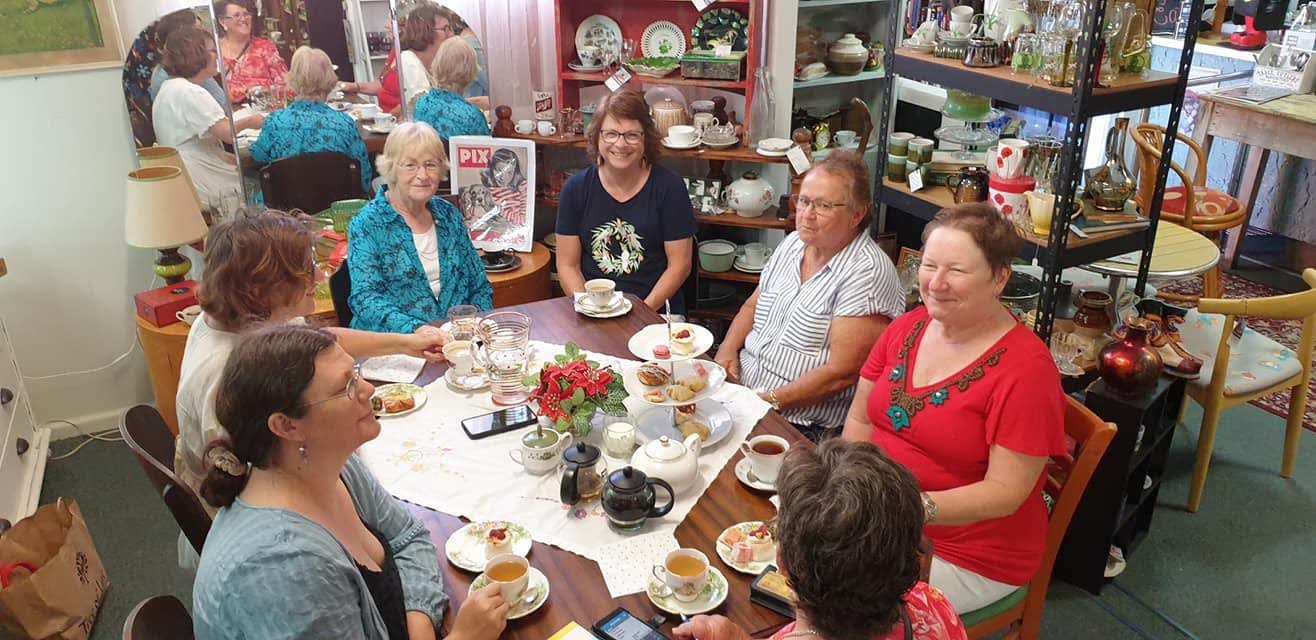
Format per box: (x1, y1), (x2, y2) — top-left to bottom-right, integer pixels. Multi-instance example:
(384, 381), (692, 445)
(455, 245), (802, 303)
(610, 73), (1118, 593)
(460, 404), (537, 440)
(593, 607), (669, 640)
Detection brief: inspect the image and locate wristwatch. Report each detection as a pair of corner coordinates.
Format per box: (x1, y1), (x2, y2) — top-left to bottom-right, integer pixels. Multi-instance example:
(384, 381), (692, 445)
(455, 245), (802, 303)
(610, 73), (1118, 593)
(921, 492), (937, 524)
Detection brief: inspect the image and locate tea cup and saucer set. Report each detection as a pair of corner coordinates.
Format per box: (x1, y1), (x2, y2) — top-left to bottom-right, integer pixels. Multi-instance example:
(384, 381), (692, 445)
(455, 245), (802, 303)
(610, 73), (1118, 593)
(569, 44), (606, 73)
(466, 553), (550, 619)
(662, 125), (702, 150)
(442, 340), (490, 391)
(732, 242), (771, 274)
(734, 435), (789, 492)
(646, 548), (729, 615)
(575, 278), (633, 318)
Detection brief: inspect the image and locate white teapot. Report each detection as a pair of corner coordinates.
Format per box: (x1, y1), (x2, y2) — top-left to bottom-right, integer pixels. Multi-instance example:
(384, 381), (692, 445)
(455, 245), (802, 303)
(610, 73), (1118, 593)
(724, 171), (775, 218)
(630, 434), (702, 493)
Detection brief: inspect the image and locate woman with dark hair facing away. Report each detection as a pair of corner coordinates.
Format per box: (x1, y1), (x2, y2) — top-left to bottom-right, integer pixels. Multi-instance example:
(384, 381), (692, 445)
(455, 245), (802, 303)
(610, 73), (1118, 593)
(674, 439), (965, 640)
(191, 325), (507, 639)
(554, 90), (696, 314)
(843, 203), (1067, 613)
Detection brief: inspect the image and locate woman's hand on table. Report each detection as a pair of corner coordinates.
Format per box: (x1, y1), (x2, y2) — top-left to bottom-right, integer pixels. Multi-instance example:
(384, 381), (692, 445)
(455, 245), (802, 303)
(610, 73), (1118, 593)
(447, 584), (508, 640)
(673, 615), (753, 640)
(714, 349), (741, 384)
(405, 325), (448, 362)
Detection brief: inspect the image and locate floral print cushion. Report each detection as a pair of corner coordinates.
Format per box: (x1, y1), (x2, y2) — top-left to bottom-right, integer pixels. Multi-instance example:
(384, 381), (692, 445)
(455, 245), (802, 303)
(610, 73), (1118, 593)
(1176, 309), (1303, 396)
(1161, 186), (1240, 217)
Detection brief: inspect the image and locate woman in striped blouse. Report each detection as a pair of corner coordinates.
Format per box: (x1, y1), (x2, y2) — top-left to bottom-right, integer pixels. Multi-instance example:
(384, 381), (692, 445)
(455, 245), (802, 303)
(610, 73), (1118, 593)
(713, 151), (904, 441)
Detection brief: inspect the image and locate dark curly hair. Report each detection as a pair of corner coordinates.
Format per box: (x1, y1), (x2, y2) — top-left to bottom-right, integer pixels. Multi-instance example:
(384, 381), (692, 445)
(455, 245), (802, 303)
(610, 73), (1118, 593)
(585, 90), (662, 167)
(399, 3), (455, 52)
(775, 440), (924, 640)
(199, 324), (336, 509)
(197, 209), (315, 331)
(922, 202), (1022, 273)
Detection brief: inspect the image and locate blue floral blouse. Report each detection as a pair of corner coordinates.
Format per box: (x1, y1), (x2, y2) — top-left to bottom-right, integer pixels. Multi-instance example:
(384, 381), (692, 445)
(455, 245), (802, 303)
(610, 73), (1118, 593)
(412, 88), (490, 145)
(249, 100), (373, 195)
(347, 188), (493, 333)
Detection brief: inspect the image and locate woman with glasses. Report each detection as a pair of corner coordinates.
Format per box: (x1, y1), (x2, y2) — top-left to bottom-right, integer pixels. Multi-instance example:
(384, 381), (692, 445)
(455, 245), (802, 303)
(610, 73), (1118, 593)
(713, 151), (904, 442)
(214, 0), (287, 106)
(555, 90), (696, 314)
(193, 324), (508, 640)
(347, 122), (493, 334)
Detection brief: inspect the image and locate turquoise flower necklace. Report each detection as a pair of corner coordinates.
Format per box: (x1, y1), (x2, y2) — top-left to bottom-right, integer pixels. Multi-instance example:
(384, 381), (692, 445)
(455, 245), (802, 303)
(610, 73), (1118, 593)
(886, 319), (1006, 431)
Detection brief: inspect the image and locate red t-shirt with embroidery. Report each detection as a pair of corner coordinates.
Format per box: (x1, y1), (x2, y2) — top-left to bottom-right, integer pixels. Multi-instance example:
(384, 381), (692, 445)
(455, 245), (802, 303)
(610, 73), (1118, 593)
(378, 50), (400, 112)
(859, 307), (1067, 586)
(768, 582), (966, 640)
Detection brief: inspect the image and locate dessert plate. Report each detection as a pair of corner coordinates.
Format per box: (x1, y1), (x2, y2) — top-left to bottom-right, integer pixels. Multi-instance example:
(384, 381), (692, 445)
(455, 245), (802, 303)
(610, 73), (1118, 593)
(469, 568), (550, 619)
(575, 14), (623, 65)
(647, 566), (729, 615)
(372, 383), (428, 418)
(642, 21), (687, 58)
(445, 521), (532, 572)
(623, 360), (727, 407)
(634, 399), (733, 448)
(715, 521), (777, 575)
(628, 323), (715, 361)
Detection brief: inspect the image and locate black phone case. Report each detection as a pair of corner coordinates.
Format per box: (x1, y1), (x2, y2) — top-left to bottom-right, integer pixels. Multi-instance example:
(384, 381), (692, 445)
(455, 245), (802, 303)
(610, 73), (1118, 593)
(460, 407), (536, 440)
(592, 607), (669, 640)
(749, 565), (796, 618)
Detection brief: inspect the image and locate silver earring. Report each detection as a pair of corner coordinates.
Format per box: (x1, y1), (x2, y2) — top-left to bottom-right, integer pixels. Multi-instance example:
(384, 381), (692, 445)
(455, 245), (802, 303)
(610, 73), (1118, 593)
(299, 445), (308, 463)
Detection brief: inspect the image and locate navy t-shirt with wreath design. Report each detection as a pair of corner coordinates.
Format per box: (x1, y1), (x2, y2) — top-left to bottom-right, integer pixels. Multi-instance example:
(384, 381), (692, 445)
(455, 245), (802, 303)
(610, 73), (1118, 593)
(555, 165), (696, 313)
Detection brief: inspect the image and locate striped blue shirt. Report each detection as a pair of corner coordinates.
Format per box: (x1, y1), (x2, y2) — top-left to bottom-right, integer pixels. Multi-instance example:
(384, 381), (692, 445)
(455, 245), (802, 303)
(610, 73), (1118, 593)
(740, 231), (905, 428)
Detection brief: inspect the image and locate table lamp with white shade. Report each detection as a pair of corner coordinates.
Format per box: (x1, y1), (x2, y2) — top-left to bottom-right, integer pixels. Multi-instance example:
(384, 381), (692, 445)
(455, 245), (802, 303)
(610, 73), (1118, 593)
(136, 146), (203, 214)
(125, 166), (209, 284)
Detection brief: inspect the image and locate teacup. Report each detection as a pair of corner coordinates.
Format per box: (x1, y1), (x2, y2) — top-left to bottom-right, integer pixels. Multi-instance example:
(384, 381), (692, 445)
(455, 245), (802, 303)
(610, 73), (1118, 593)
(578, 45), (601, 67)
(484, 554), (530, 602)
(584, 278), (616, 308)
(950, 5), (975, 22)
(515, 119), (534, 135)
(536, 120), (557, 137)
(356, 103), (380, 119)
(175, 304), (202, 325)
(834, 129), (857, 147)
(995, 139), (1030, 179)
(652, 549), (709, 603)
(443, 340), (475, 376)
(739, 435), (789, 484)
(509, 428), (573, 475)
(692, 113), (719, 135)
(667, 125), (699, 147)
(739, 242), (769, 269)
(372, 113), (396, 130)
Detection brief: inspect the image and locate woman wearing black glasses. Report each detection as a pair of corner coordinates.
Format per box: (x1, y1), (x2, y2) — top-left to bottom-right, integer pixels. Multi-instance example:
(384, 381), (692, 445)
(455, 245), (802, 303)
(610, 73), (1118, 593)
(555, 90), (696, 314)
(713, 151), (904, 442)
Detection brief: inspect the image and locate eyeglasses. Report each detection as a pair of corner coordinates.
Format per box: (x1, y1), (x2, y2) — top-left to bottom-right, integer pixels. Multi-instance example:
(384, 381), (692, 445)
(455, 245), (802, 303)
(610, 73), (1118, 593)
(434, 24), (453, 34)
(601, 130), (643, 144)
(294, 365), (363, 409)
(792, 195), (849, 217)
(399, 160), (443, 176)
(221, 11), (251, 21)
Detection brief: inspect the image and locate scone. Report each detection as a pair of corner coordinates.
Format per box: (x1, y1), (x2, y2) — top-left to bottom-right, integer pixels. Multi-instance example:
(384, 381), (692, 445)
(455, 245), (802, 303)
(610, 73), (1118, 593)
(665, 384), (696, 402)
(636, 362), (670, 387)
(675, 375), (706, 393)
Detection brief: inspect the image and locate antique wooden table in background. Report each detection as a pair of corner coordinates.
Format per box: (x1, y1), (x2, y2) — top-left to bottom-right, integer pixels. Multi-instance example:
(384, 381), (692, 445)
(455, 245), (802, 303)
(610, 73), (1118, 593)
(404, 294), (801, 640)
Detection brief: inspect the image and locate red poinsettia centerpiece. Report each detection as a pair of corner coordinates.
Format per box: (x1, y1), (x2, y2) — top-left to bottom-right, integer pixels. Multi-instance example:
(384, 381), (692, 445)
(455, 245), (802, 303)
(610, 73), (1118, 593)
(523, 342), (628, 437)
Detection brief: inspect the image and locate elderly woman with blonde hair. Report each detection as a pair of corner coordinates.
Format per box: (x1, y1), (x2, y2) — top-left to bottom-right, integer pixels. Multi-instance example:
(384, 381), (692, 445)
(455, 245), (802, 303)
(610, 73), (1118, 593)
(413, 36), (490, 145)
(347, 122), (492, 334)
(249, 46), (373, 194)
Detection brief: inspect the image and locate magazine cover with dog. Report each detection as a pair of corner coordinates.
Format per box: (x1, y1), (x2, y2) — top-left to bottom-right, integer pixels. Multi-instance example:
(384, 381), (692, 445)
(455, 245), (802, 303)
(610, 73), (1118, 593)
(448, 136), (536, 253)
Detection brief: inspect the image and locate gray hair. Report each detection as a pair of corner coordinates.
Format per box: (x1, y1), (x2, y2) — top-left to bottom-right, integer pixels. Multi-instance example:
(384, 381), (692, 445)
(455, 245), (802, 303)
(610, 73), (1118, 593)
(430, 36), (479, 94)
(284, 46), (337, 102)
(375, 121), (449, 186)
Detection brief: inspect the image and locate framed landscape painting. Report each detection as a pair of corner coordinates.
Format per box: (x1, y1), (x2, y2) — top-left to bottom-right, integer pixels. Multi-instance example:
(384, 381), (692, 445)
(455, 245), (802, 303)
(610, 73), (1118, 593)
(0, 0), (122, 77)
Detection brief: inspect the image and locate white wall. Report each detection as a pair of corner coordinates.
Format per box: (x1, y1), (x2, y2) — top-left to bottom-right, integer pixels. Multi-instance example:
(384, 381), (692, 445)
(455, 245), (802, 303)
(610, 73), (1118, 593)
(0, 67), (157, 437)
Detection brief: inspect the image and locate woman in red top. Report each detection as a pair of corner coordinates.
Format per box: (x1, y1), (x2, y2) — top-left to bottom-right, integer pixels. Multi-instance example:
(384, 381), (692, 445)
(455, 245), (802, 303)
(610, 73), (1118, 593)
(674, 440), (965, 640)
(841, 203), (1067, 614)
(215, 0), (288, 106)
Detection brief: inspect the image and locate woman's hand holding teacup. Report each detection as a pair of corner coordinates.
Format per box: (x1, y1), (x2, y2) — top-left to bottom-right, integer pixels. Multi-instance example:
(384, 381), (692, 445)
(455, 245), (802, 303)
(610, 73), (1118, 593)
(407, 325), (448, 362)
(448, 584), (508, 640)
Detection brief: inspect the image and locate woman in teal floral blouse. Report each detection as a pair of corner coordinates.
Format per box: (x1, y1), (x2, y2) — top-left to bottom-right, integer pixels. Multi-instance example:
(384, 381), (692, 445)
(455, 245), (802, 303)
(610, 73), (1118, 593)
(250, 46), (372, 195)
(412, 36), (490, 145)
(347, 122), (492, 334)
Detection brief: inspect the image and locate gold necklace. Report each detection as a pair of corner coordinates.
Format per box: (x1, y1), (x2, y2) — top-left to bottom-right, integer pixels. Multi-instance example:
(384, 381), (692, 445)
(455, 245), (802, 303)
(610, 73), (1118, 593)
(780, 629), (819, 640)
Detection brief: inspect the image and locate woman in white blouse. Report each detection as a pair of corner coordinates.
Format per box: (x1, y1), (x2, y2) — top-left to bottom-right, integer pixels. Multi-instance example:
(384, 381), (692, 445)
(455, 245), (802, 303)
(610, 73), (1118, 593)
(713, 151), (905, 441)
(152, 26), (262, 215)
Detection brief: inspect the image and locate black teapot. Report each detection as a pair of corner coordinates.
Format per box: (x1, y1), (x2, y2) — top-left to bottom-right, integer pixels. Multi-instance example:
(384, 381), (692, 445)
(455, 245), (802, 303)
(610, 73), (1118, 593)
(601, 466), (675, 531)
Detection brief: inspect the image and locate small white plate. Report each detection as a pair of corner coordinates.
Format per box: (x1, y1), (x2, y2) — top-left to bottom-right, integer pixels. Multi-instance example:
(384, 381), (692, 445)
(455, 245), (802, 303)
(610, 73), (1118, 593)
(715, 521), (777, 575)
(734, 458), (776, 493)
(628, 323), (715, 361)
(469, 567), (550, 619)
(363, 123), (396, 135)
(445, 368), (490, 391)
(757, 137), (793, 153)
(646, 566), (729, 615)
(577, 297), (633, 319)
(623, 360), (727, 407)
(567, 61), (606, 73)
(634, 399), (733, 448)
(702, 137), (739, 149)
(445, 521), (533, 572)
(732, 257), (765, 274)
(372, 383), (428, 418)
(754, 147), (789, 158)
(576, 291), (624, 312)
(662, 137), (702, 150)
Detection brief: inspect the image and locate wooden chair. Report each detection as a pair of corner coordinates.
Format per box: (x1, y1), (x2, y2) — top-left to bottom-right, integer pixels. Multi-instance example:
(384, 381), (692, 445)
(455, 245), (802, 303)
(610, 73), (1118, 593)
(123, 595), (194, 640)
(961, 397), (1117, 640)
(848, 97), (875, 156)
(1174, 268), (1316, 512)
(119, 405), (212, 554)
(329, 260), (354, 328)
(1129, 123), (1246, 301)
(260, 151), (363, 214)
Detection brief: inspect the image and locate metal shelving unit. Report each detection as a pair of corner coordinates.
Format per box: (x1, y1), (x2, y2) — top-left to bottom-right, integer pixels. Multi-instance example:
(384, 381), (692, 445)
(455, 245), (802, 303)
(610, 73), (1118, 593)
(874, 0), (1207, 341)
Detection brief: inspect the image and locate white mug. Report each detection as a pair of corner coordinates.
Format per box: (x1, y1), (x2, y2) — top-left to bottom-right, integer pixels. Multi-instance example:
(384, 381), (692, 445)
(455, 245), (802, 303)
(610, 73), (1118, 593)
(515, 119), (534, 135)
(692, 113), (719, 134)
(484, 554), (529, 603)
(950, 5), (975, 22)
(667, 125), (698, 146)
(443, 340), (475, 376)
(995, 139), (1030, 179)
(509, 429), (573, 475)
(373, 113), (396, 129)
(536, 121), (557, 137)
(175, 304), (202, 326)
(834, 130), (857, 147)
(739, 435), (789, 484)
(651, 549), (709, 603)
(740, 242), (769, 269)
(356, 103), (380, 119)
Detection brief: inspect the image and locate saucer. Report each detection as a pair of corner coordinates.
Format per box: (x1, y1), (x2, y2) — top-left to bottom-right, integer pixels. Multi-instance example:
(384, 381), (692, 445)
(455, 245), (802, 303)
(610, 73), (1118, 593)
(702, 136), (739, 149)
(754, 147), (788, 158)
(577, 296), (633, 319)
(469, 567), (550, 619)
(757, 137), (792, 153)
(734, 458), (776, 493)
(733, 257), (765, 274)
(662, 137), (701, 150)
(445, 521), (533, 572)
(483, 254), (523, 273)
(578, 292), (624, 312)
(646, 566), (729, 615)
(715, 521), (777, 575)
(445, 367), (490, 391)
(567, 61), (606, 73)
(363, 123), (396, 134)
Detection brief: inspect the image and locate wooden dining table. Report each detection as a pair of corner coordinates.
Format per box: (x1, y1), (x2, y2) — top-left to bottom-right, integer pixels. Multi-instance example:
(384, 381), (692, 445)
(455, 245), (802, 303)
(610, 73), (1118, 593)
(401, 294), (802, 639)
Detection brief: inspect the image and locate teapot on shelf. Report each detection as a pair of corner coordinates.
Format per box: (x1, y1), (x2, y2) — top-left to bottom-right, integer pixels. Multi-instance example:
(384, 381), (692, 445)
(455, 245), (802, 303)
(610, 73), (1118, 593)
(724, 171), (775, 218)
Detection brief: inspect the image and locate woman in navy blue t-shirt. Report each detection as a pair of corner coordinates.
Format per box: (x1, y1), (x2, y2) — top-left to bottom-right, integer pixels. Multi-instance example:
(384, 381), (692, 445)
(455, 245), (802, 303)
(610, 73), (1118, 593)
(555, 90), (696, 314)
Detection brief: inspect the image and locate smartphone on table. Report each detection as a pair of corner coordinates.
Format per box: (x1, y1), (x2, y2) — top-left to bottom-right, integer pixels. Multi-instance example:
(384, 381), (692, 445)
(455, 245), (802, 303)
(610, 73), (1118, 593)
(593, 607), (669, 640)
(460, 404), (537, 440)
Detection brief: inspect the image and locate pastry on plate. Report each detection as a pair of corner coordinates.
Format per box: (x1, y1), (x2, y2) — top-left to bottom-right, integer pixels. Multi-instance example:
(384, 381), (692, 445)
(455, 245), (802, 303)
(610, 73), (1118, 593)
(653, 344), (671, 360)
(670, 326), (697, 355)
(485, 526), (512, 558)
(678, 419), (710, 442)
(665, 384), (696, 402)
(673, 403), (698, 424)
(643, 389), (666, 403)
(636, 362), (670, 387)
(675, 375), (706, 393)
(747, 523), (774, 561)
(374, 395), (415, 414)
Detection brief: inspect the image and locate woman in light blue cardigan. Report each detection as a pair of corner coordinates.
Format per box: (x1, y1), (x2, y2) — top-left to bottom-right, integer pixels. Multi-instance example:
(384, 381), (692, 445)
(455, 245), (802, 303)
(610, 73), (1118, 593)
(192, 325), (507, 640)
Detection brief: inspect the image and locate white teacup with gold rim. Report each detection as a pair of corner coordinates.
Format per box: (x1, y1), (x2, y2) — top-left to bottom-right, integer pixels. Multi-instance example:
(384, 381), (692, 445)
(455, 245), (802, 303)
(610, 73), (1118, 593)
(652, 548), (709, 602)
(509, 429), (573, 475)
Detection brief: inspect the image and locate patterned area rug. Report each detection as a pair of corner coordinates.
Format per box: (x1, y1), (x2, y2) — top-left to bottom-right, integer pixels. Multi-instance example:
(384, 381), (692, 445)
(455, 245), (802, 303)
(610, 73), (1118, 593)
(1158, 273), (1314, 433)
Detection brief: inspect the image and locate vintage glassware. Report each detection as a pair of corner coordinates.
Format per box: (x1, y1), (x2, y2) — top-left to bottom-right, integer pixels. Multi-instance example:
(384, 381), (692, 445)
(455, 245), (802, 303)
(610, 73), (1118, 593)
(448, 305), (480, 341)
(1040, 32), (1077, 87)
(1011, 33), (1042, 74)
(1120, 9), (1151, 76)
(1098, 3), (1132, 85)
(1085, 117), (1136, 211)
(600, 466), (674, 531)
(1073, 290), (1115, 337)
(1098, 317), (1164, 395)
(560, 442), (607, 505)
(477, 311), (532, 405)
(1026, 135), (1063, 193)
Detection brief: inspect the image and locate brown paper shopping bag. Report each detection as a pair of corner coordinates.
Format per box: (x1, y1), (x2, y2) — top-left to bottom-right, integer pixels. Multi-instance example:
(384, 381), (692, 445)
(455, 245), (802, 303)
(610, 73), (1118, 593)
(0, 499), (110, 640)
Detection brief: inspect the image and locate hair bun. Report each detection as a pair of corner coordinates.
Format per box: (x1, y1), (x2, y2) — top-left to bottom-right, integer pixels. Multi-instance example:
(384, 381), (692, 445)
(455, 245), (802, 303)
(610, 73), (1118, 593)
(206, 445), (249, 477)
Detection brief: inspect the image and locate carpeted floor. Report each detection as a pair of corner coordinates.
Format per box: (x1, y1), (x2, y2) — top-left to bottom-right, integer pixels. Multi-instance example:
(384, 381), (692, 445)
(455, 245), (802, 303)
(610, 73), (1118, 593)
(1158, 271), (1314, 434)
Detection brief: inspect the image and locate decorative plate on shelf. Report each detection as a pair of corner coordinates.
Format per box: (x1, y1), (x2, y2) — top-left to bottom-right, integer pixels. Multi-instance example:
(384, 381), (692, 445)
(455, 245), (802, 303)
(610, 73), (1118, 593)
(642, 21), (687, 58)
(575, 14), (623, 66)
(691, 8), (749, 52)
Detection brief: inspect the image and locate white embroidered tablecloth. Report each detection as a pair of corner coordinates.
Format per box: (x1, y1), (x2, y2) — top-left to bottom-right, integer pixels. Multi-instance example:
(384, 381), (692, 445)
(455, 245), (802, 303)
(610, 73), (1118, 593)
(358, 341), (770, 569)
